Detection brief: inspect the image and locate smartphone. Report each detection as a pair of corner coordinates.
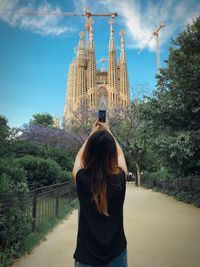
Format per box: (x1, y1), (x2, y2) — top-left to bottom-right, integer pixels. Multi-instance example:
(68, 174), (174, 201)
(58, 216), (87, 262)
(98, 110), (106, 122)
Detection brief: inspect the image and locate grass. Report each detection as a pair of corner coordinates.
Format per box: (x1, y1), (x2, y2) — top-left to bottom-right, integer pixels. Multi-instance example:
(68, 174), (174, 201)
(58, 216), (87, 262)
(4, 200), (78, 267)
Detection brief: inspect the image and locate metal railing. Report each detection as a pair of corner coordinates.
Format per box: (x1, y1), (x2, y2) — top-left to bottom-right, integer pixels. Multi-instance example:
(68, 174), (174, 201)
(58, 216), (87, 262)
(141, 175), (200, 196)
(0, 180), (78, 232)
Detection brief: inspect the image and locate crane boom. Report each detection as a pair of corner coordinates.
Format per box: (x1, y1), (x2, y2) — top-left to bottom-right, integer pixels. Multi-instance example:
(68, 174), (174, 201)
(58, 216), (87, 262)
(137, 35), (154, 55)
(16, 11), (118, 17)
(15, 9), (118, 59)
(137, 22), (165, 73)
(153, 22), (165, 34)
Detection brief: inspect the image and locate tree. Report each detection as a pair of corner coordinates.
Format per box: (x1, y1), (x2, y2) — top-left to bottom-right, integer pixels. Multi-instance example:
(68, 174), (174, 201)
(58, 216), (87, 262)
(20, 124), (79, 151)
(140, 16), (200, 176)
(110, 102), (149, 186)
(0, 115), (11, 157)
(63, 99), (97, 143)
(30, 113), (54, 127)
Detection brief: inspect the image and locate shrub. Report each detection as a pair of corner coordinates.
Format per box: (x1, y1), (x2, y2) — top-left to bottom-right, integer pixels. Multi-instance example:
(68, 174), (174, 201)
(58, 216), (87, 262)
(43, 146), (74, 171)
(146, 167), (170, 180)
(0, 159), (31, 266)
(66, 171), (72, 181)
(10, 140), (75, 173)
(16, 155), (66, 186)
(0, 158), (28, 194)
(10, 140), (43, 158)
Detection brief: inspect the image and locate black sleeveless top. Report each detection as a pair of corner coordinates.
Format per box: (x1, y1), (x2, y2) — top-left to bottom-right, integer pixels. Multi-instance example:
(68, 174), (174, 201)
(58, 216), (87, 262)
(73, 168), (127, 265)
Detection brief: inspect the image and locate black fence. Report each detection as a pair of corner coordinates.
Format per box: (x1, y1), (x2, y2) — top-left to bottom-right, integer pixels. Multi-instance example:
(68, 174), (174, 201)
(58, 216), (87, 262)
(141, 175), (200, 198)
(0, 180), (78, 233)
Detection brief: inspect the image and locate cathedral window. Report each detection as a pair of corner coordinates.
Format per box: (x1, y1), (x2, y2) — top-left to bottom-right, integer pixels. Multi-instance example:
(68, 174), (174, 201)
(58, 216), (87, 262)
(93, 93), (95, 105)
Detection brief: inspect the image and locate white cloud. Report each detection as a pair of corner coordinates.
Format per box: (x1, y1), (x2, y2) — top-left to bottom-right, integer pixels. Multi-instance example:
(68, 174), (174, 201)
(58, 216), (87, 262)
(0, 0), (74, 36)
(73, 0), (200, 51)
(2, 0), (199, 45)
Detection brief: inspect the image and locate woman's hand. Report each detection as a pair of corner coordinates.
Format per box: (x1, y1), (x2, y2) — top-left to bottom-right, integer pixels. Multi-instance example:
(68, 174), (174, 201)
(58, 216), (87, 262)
(90, 119), (112, 136)
(97, 121), (112, 134)
(91, 120), (101, 135)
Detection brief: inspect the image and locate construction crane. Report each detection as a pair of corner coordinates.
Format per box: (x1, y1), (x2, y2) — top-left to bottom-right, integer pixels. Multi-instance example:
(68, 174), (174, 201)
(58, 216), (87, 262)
(137, 22), (165, 73)
(18, 10), (118, 48)
(97, 57), (108, 71)
(18, 10), (118, 18)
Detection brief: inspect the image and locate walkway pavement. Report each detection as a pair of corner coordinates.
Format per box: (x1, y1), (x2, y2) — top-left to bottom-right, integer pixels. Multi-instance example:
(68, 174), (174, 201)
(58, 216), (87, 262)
(12, 183), (200, 267)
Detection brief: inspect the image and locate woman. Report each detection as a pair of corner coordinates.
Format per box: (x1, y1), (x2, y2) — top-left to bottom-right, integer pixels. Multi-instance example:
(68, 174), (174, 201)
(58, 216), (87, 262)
(72, 119), (128, 267)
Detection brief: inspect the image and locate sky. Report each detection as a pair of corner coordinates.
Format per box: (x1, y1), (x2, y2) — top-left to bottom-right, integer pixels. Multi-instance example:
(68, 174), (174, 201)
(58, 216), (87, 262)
(0, 0), (200, 128)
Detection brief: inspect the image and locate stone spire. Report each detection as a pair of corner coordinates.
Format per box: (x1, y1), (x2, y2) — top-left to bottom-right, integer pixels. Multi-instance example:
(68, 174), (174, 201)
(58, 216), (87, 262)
(87, 19), (97, 109)
(63, 63), (76, 124)
(76, 32), (87, 109)
(108, 18), (118, 108)
(120, 30), (126, 63)
(77, 31), (87, 64)
(54, 114), (60, 129)
(109, 17), (115, 51)
(119, 30), (130, 108)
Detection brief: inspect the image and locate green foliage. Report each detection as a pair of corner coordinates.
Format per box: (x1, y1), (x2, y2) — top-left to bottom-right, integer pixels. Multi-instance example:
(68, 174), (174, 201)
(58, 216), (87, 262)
(110, 102), (149, 172)
(0, 158), (31, 266)
(144, 168), (170, 180)
(0, 203), (32, 266)
(30, 113), (54, 127)
(43, 146), (74, 171)
(123, 151), (136, 173)
(140, 146), (160, 172)
(11, 140), (43, 158)
(66, 170), (72, 180)
(0, 115), (9, 139)
(0, 115), (10, 158)
(0, 158), (28, 194)
(16, 155), (66, 186)
(10, 140), (75, 172)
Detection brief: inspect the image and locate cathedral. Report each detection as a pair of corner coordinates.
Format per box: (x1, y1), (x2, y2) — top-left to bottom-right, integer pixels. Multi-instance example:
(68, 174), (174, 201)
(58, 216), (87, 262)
(63, 18), (130, 127)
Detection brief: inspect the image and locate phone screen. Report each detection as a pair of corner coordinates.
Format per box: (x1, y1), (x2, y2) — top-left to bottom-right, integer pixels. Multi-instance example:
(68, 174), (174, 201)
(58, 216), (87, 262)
(99, 110), (106, 122)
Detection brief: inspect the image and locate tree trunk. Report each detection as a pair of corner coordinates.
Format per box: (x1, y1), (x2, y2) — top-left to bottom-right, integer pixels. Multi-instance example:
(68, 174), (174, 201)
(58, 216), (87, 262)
(135, 161), (141, 187)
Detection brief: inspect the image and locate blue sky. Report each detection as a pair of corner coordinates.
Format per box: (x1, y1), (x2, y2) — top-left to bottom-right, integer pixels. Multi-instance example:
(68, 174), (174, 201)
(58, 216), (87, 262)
(0, 0), (200, 128)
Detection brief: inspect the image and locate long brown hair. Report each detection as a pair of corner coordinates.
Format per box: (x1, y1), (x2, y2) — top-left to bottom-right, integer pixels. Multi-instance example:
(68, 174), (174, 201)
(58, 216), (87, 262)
(81, 129), (118, 217)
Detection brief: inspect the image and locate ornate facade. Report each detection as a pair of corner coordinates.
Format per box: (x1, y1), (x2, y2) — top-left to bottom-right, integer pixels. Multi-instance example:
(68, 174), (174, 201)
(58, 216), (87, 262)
(63, 18), (130, 126)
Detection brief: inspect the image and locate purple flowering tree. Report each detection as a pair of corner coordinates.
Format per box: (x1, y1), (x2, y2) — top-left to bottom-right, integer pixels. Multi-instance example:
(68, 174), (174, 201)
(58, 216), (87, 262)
(19, 123), (80, 152)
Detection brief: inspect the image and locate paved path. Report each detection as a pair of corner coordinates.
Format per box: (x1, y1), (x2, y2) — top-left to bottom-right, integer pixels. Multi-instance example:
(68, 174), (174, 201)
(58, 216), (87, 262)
(12, 184), (200, 267)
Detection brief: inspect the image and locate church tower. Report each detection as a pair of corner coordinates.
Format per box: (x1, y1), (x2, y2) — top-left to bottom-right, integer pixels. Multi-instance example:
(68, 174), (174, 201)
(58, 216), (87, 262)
(107, 18), (119, 109)
(87, 19), (97, 110)
(63, 19), (131, 128)
(54, 114), (60, 129)
(119, 30), (130, 108)
(63, 63), (76, 121)
(76, 31), (87, 110)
